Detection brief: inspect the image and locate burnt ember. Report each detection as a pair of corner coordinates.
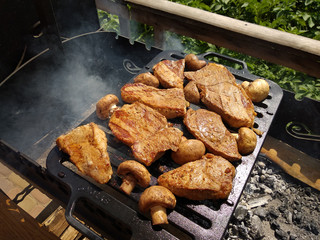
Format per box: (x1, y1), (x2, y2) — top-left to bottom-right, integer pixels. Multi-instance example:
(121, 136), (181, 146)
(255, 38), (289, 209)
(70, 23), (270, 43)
(224, 155), (320, 240)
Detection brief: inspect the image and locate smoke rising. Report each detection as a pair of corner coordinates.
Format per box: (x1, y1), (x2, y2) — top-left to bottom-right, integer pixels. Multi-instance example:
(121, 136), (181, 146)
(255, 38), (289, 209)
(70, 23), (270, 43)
(0, 32), (117, 163)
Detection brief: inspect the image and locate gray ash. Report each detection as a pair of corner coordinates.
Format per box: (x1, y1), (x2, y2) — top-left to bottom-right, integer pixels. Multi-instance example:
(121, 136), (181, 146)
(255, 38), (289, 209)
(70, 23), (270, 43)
(224, 155), (320, 240)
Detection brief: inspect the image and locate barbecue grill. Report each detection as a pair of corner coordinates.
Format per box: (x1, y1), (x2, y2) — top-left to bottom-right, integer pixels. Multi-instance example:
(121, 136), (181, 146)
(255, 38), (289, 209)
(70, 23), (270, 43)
(0, 30), (282, 239)
(1, 1), (319, 240)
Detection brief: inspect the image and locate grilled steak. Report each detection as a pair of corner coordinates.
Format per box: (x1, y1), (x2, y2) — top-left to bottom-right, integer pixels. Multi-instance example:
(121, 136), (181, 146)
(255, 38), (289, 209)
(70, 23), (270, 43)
(108, 102), (168, 146)
(183, 108), (241, 161)
(158, 153), (236, 200)
(132, 127), (183, 166)
(184, 63), (236, 87)
(200, 82), (256, 128)
(153, 59), (185, 89)
(121, 83), (187, 119)
(185, 62), (256, 128)
(109, 102), (183, 166)
(56, 122), (113, 184)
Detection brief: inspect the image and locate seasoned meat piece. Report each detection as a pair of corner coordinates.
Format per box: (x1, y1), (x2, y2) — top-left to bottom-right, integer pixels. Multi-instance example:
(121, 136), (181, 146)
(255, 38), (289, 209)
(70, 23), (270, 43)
(183, 108), (241, 161)
(133, 72), (159, 88)
(158, 153), (236, 200)
(200, 82), (256, 128)
(184, 63), (236, 88)
(132, 127), (183, 166)
(109, 102), (168, 146)
(153, 59), (185, 89)
(109, 102), (183, 166)
(56, 122), (113, 184)
(121, 83), (187, 119)
(185, 62), (256, 128)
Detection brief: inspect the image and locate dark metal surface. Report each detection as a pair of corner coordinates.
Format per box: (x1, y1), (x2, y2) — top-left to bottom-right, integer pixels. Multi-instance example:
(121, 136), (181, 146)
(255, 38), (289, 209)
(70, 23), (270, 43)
(0, 32), (161, 163)
(34, 0), (63, 52)
(46, 50), (283, 240)
(268, 90), (320, 159)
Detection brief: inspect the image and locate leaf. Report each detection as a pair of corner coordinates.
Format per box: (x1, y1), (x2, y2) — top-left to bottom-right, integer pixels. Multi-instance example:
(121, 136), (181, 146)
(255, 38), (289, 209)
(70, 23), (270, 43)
(214, 4), (222, 11)
(305, 0), (314, 6)
(241, 2), (249, 8)
(308, 18), (315, 28)
(302, 13), (311, 21)
(222, 0), (231, 4)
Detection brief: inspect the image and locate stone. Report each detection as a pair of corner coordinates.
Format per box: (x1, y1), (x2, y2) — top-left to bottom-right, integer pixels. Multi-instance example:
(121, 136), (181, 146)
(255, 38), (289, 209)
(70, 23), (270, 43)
(238, 224), (251, 239)
(247, 195), (272, 209)
(289, 233), (297, 240)
(268, 206), (279, 219)
(266, 169), (273, 174)
(270, 219), (280, 230)
(259, 175), (266, 182)
(293, 211), (302, 223)
(285, 211), (293, 224)
(309, 221), (319, 235)
(254, 207), (268, 219)
(257, 161), (266, 169)
(249, 215), (264, 239)
(264, 175), (277, 188)
(275, 229), (288, 240)
(305, 187), (312, 196)
(260, 184), (273, 194)
(278, 205), (286, 213)
(234, 204), (248, 222)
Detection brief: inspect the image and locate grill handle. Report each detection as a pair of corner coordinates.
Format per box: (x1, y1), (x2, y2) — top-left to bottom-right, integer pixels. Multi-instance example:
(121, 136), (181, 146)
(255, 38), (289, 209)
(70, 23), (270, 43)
(46, 146), (176, 240)
(65, 193), (104, 240)
(200, 52), (249, 73)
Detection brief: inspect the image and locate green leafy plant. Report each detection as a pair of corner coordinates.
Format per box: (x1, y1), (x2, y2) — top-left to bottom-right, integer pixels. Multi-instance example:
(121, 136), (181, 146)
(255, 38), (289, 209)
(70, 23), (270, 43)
(97, 10), (120, 33)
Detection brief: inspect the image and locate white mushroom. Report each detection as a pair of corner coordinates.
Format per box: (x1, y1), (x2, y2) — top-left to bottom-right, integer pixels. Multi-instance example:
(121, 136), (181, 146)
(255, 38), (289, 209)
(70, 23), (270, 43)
(96, 94), (119, 120)
(171, 138), (206, 165)
(117, 160), (151, 195)
(241, 79), (270, 102)
(233, 127), (257, 155)
(134, 72), (160, 88)
(139, 186), (176, 225)
(185, 54), (207, 71)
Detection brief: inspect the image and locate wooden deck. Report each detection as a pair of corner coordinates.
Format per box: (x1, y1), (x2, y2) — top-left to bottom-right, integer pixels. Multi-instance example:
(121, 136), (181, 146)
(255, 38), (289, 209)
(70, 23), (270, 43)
(0, 162), (90, 240)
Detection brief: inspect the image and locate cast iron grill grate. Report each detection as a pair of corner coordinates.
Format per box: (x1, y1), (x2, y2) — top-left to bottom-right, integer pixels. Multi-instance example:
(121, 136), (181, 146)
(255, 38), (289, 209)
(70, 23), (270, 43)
(47, 51), (283, 240)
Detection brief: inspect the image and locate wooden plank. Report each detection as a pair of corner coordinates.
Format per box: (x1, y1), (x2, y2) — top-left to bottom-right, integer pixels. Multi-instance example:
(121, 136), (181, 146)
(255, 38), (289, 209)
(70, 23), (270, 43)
(43, 206), (70, 237)
(60, 225), (82, 240)
(96, 0), (320, 78)
(0, 190), (59, 240)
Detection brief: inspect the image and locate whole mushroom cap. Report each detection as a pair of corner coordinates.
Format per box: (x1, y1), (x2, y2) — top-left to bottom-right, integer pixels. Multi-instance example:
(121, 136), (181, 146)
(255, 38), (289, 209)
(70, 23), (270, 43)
(134, 72), (160, 88)
(117, 160), (151, 188)
(236, 127), (257, 155)
(96, 94), (119, 120)
(171, 139), (206, 165)
(241, 79), (269, 102)
(139, 186), (176, 213)
(185, 54), (207, 71)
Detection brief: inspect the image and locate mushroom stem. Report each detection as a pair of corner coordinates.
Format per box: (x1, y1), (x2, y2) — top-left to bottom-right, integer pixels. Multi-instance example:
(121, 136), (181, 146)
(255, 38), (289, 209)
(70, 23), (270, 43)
(109, 104), (119, 116)
(96, 94), (120, 119)
(252, 128), (263, 136)
(150, 205), (168, 225)
(120, 174), (137, 195)
(232, 133), (239, 140)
